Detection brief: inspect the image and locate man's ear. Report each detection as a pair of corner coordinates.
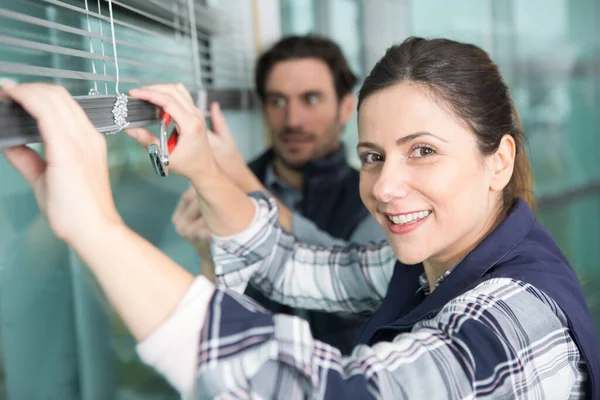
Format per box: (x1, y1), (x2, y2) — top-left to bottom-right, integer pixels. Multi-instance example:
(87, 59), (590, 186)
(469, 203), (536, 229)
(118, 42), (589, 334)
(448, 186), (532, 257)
(339, 93), (356, 125)
(489, 134), (516, 193)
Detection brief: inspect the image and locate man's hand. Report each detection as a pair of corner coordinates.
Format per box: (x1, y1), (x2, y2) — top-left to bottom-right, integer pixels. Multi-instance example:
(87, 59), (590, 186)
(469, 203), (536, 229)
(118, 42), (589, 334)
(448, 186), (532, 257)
(208, 102), (294, 232)
(172, 187), (215, 282)
(207, 102), (262, 192)
(2, 82), (122, 244)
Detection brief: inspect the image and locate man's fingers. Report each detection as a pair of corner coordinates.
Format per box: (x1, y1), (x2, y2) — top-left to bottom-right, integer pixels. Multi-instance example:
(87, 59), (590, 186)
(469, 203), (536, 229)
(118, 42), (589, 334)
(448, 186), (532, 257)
(181, 216), (211, 239)
(173, 188), (196, 217)
(172, 188), (202, 228)
(176, 197), (202, 225)
(124, 127), (159, 149)
(2, 145), (47, 187)
(209, 102), (231, 138)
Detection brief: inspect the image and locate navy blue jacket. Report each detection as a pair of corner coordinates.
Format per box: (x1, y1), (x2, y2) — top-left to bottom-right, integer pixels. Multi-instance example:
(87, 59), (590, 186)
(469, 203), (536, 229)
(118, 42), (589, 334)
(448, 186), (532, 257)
(358, 199), (600, 398)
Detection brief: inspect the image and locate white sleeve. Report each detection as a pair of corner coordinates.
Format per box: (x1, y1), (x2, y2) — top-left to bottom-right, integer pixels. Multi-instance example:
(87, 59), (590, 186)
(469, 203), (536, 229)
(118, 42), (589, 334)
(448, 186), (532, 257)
(136, 276), (215, 399)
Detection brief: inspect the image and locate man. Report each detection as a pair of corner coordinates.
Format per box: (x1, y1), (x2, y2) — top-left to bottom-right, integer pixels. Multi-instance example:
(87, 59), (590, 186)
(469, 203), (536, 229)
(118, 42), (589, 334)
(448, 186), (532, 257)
(173, 35), (386, 355)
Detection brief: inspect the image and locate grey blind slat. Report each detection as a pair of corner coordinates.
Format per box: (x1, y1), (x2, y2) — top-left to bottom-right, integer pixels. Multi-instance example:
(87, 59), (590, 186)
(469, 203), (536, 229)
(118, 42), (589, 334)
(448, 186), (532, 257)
(39, 0), (195, 41)
(0, 36), (194, 74)
(0, 8), (194, 58)
(0, 61), (181, 85)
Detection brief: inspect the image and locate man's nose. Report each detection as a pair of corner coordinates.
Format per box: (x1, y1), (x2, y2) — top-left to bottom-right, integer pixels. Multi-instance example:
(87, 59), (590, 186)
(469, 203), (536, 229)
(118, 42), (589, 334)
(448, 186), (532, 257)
(285, 101), (307, 129)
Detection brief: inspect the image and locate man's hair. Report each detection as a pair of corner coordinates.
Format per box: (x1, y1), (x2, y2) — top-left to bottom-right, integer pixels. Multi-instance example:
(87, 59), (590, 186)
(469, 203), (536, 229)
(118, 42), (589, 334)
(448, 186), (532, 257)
(255, 35), (358, 103)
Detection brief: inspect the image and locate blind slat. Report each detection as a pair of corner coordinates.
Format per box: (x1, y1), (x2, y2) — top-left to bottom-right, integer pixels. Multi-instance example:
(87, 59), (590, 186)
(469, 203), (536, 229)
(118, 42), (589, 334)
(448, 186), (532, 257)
(0, 61), (196, 85)
(0, 36), (194, 74)
(41, 0), (212, 41)
(40, 0), (182, 41)
(110, 0), (192, 35)
(0, 8), (194, 59)
(129, 0), (227, 35)
(0, 61), (220, 84)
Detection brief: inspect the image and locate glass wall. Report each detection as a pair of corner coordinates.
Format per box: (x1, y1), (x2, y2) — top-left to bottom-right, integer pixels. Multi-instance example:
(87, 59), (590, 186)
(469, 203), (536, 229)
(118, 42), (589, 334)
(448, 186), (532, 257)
(0, 0), (262, 398)
(282, 0), (600, 339)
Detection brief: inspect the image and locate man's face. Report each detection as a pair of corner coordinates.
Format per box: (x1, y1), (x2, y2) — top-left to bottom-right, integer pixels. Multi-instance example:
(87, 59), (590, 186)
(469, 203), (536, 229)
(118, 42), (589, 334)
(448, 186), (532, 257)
(263, 58), (350, 170)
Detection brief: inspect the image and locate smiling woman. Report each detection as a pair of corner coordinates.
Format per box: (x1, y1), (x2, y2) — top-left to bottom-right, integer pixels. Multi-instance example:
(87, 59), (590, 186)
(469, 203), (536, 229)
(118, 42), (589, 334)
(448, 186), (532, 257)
(356, 77), (520, 277)
(2, 36), (600, 399)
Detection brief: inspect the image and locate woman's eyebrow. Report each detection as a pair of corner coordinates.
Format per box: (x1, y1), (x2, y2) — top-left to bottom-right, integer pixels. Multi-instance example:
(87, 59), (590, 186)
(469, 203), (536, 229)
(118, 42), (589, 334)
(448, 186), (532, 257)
(396, 131), (448, 145)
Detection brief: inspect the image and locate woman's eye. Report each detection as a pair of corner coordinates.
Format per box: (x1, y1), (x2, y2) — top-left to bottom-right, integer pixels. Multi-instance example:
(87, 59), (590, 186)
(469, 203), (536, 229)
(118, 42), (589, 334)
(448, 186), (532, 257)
(360, 153), (383, 164)
(411, 145), (436, 158)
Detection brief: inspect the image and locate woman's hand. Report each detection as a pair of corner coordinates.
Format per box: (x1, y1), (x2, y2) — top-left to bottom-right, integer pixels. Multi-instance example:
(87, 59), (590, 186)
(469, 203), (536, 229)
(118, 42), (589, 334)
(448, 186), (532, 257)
(126, 84), (219, 184)
(127, 84), (257, 236)
(2, 82), (122, 245)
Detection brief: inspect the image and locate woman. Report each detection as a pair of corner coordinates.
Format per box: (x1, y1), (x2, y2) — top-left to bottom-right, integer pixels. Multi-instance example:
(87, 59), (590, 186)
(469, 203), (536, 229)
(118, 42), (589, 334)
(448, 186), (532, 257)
(3, 37), (599, 399)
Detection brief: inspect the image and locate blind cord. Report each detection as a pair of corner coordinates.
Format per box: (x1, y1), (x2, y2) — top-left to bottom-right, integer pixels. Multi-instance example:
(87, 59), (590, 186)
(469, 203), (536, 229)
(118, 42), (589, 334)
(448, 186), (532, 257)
(107, 0), (122, 96)
(97, 0), (109, 95)
(83, 0), (99, 95)
(107, 0), (128, 133)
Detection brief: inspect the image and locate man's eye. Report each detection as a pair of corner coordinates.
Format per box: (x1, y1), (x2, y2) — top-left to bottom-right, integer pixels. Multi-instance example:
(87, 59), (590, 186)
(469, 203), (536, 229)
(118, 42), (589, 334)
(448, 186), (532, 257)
(306, 94), (319, 105)
(269, 97), (286, 107)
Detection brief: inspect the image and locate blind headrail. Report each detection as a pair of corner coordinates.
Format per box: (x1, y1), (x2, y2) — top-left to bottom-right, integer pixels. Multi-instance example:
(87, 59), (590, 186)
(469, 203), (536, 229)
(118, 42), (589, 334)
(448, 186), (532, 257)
(0, 89), (258, 149)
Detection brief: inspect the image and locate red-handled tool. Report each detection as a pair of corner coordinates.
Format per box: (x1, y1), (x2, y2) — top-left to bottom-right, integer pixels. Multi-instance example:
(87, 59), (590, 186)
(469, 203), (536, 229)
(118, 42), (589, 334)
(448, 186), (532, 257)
(148, 111), (178, 177)
(164, 112), (179, 154)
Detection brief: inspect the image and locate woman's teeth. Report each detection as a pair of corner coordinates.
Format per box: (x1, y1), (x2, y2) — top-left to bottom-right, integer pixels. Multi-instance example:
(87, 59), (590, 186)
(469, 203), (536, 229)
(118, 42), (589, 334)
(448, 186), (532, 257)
(388, 210), (431, 225)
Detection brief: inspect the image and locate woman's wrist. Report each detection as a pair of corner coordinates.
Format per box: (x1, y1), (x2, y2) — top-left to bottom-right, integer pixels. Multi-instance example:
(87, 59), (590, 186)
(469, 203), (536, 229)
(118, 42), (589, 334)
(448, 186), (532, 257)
(189, 160), (225, 193)
(234, 167), (263, 193)
(66, 217), (128, 258)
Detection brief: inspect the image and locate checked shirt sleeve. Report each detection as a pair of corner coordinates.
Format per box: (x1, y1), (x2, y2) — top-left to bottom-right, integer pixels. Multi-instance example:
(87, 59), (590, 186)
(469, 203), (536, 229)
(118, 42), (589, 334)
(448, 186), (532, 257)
(195, 278), (586, 399)
(210, 191), (397, 315)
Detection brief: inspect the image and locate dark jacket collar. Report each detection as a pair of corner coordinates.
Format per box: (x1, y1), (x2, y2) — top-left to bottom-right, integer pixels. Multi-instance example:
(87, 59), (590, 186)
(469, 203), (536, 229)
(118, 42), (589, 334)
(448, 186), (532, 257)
(302, 143), (352, 187)
(410, 199), (535, 322)
(362, 199), (600, 397)
(249, 144), (352, 189)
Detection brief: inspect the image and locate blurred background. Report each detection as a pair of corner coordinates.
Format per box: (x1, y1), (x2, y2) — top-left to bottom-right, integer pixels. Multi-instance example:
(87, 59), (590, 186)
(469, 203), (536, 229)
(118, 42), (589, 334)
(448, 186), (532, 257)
(0, 0), (598, 398)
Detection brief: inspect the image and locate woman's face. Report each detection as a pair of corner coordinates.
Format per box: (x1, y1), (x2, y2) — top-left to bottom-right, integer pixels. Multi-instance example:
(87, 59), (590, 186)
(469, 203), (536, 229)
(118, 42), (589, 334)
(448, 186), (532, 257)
(358, 82), (511, 270)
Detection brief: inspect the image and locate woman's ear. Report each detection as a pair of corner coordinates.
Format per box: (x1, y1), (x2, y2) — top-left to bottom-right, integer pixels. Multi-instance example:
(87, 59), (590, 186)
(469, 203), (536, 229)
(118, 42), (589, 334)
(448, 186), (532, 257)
(489, 134), (516, 193)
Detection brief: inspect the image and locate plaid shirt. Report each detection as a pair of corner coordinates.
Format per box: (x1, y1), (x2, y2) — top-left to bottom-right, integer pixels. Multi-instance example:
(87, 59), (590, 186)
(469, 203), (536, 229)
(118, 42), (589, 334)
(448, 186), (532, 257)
(200, 193), (587, 399)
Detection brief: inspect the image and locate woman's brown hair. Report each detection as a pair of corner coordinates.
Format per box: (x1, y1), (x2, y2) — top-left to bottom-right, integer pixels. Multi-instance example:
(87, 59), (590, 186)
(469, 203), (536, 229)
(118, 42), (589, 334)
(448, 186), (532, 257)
(358, 37), (535, 216)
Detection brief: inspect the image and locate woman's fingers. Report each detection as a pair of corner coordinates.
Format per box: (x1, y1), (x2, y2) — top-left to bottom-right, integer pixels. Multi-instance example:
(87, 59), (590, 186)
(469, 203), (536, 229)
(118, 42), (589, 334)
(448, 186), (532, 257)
(125, 127), (160, 149)
(2, 145), (46, 187)
(133, 84), (196, 113)
(128, 88), (205, 137)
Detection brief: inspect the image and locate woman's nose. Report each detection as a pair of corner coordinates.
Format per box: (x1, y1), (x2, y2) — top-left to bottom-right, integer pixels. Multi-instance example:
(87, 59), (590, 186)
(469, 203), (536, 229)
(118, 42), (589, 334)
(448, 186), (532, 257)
(372, 161), (411, 203)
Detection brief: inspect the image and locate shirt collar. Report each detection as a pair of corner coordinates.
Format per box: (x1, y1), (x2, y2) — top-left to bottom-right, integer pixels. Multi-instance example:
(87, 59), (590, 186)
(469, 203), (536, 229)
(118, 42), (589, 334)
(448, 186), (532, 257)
(264, 163), (292, 192)
(417, 257), (464, 295)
